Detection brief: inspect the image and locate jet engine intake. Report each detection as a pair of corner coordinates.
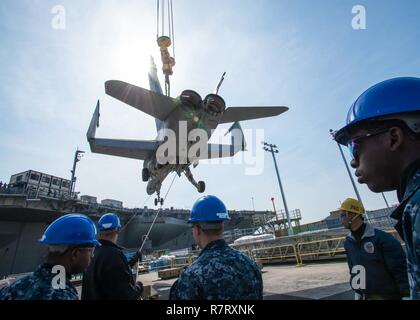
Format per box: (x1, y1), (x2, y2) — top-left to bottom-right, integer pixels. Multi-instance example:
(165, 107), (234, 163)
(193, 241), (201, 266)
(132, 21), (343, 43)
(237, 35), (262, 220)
(180, 90), (202, 109)
(203, 94), (226, 116)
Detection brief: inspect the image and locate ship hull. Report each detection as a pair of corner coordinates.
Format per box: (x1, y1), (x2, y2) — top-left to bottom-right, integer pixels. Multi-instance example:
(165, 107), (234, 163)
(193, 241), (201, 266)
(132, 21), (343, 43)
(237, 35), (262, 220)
(0, 196), (272, 277)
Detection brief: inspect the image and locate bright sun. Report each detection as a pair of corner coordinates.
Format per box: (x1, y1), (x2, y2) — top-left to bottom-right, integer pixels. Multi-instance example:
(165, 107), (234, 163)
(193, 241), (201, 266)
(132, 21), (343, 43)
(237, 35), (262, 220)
(110, 33), (162, 89)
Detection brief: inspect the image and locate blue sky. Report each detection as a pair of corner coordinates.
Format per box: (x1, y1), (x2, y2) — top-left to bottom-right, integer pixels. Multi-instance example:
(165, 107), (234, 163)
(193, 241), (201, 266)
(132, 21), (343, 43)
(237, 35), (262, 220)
(1, 0), (419, 223)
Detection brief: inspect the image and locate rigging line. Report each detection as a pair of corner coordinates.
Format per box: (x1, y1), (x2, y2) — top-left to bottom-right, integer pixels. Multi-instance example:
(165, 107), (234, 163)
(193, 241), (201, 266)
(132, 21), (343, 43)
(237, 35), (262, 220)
(132, 173), (178, 280)
(135, 172), (178, 257)
(119, 194), (152, 232)
(163, 171), (177, 200)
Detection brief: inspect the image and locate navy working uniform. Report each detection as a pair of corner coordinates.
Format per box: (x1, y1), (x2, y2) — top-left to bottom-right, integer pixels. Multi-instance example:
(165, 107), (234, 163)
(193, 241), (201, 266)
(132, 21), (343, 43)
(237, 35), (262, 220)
(0, 264), (78, 300)
(344, 223), (409, 299)
(169, 239), (263, 300)
(0, 213), (99, 300)
(391, 160), (420, 299)
(81, 239), (142, 300)
(333, 77), (420, 300)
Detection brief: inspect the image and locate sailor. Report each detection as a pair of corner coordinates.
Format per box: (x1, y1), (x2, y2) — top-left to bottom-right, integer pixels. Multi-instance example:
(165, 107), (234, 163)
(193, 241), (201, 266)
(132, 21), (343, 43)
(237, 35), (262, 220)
(169, 195), (263, 300)
(81, 213), (143, 300)
(334, 77), (420, 299)
(340, 198), (409, 300)
(0, 214), (99, 300)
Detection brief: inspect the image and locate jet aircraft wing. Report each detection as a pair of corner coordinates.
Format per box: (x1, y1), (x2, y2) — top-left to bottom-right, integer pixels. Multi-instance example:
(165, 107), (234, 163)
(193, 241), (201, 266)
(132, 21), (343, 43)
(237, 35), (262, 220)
(105, 80), (177, 121)
(219, 106), (288, 124)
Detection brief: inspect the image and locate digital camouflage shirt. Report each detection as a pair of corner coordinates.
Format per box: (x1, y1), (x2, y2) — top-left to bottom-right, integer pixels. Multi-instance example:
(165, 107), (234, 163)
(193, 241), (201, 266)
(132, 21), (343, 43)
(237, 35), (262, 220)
(169, 239), (263, 300)
(0, 264), (78, 300)
(392, 162), (420, 300)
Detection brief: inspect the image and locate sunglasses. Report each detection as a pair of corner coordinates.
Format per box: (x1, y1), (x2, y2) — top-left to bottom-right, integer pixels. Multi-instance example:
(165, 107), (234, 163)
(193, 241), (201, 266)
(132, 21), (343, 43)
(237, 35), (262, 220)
(347, 128), (390, 159)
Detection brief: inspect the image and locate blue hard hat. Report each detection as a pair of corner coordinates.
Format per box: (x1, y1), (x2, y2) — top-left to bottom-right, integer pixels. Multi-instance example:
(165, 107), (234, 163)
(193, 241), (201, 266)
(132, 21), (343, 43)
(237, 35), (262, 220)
(335, 77), (420, 145)
(39, 214), (100, 246)
(97, 213), (121, 231)
(188, 195), (230, 223)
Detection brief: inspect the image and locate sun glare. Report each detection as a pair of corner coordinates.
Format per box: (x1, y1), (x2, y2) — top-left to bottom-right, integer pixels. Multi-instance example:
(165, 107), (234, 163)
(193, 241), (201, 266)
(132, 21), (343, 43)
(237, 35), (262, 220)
(109, 33), (162, 88)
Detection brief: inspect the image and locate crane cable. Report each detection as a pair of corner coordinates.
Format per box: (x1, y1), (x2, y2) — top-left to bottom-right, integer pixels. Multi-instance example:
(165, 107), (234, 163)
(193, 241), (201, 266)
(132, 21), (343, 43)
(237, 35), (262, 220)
(157, 0), (175, 57)
(156, 0), (175, 97)
(156, 0), (159, 39)
(166, 0), (175, 97)
(170, 0), (175, 59)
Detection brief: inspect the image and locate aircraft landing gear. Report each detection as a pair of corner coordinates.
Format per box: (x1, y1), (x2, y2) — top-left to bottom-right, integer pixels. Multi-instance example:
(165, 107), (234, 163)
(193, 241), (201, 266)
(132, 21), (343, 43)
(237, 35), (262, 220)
(154, 198), (164, 206)
(142, 168), (150, 182)
(184, 167), (205, 193)
(154, 191), (164, 206)
(198, 181), (205, 193)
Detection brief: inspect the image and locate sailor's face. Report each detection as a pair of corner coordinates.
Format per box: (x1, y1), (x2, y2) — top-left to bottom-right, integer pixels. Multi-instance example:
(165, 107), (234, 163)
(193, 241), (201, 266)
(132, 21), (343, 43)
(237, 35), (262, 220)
(71, 247), (94, 274)
(340, 211), (355, 229)
(349, 127), (396, 192)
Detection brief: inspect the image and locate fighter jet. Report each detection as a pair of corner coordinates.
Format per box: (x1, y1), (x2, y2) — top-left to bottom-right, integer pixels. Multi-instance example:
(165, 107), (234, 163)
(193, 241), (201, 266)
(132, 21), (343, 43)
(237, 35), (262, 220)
(87, 58), (288, 205)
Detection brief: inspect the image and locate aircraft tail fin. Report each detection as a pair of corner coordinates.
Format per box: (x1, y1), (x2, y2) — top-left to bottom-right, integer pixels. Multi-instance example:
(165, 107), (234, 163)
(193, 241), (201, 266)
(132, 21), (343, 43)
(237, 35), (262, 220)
(191, 121), (246, 161)
(87, 100), (100, 141)
(86, 100), (159, 160)
(225, 121), (247, 152)
(148, 56), (165, 132)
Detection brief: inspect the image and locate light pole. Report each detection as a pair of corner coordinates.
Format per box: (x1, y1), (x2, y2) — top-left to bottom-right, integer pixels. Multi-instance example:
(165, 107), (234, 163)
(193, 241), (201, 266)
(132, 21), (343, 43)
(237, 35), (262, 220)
(381, 193), (390, 208)
(329, 130), (363, 203)
(263, 142), (294, 236)
(70, 148), (85, 198)
(270, 197), (278, 221)
(251, 197), (255, 211)
(270, 197), (278, 236)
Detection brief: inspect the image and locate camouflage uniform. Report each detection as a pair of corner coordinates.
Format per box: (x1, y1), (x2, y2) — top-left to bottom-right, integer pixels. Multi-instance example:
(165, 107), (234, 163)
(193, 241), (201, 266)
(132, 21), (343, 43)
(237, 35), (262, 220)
(391, 163), (420, 299)
(0, 264), (78, 300)
(169, 239), (263, 300)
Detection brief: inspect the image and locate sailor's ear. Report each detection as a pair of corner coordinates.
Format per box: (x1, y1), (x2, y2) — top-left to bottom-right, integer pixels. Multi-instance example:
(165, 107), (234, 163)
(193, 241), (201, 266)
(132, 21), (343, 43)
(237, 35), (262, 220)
(192, 224), (201, 236)
(388, 126), (405, 151)
(69, 247), (79, 260)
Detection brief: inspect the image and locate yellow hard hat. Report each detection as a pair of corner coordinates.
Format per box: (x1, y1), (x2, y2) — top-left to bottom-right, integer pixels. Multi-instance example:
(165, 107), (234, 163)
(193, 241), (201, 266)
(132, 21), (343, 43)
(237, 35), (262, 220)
(339, 198), (365, 215)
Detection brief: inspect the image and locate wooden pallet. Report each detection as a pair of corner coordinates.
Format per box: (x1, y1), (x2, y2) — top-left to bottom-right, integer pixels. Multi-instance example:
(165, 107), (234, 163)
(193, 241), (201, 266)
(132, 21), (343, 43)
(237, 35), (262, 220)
(157, 267), (184, 280)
